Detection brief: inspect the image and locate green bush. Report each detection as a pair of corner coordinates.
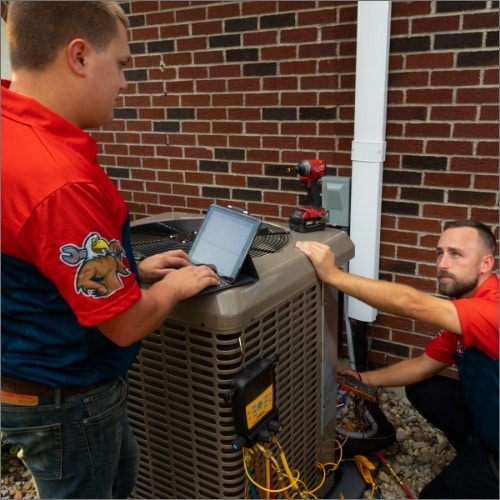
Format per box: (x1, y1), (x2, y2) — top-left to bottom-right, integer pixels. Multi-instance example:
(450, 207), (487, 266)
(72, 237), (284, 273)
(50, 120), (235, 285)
(1, 440), (21, 473)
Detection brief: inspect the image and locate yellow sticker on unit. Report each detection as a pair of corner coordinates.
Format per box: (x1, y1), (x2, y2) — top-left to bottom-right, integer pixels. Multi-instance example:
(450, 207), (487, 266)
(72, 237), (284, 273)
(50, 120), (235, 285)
(245, 384), (273, 430)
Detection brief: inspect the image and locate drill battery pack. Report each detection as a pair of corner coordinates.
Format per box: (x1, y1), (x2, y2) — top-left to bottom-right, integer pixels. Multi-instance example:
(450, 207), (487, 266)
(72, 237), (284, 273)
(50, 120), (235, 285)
(289, 207), (327, 232)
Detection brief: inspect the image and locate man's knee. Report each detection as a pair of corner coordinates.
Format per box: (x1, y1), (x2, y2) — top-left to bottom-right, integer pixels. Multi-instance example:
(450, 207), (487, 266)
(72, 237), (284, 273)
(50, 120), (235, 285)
(405, 379), (429, 409)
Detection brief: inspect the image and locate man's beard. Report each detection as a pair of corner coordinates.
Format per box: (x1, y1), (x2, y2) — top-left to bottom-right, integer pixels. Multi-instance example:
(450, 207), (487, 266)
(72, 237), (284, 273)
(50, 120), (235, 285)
(438, 272), (479, 298)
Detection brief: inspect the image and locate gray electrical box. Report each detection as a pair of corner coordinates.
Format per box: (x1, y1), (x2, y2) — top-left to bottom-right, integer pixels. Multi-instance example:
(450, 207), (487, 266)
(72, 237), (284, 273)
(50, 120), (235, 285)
(322, 176), (351, 228)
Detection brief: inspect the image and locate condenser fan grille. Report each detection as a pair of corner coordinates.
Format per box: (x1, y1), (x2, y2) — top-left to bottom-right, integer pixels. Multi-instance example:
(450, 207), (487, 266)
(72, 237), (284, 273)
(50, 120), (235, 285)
(130, 219), (290, 258)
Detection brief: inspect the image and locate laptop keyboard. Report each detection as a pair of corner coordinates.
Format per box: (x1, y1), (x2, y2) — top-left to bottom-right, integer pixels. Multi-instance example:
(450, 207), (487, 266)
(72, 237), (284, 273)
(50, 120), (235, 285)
(198, 276), (233, 295)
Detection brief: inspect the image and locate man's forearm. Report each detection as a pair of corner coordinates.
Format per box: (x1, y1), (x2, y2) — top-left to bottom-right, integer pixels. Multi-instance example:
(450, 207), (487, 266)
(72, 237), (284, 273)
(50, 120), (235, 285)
(360, 361), (424, 387)
(355, 354), (449, 388)
(327, 267), (460, 334)
(295, 240), (461, 333)
(97, 279), (183, 347)
(328, 267), (421, 319)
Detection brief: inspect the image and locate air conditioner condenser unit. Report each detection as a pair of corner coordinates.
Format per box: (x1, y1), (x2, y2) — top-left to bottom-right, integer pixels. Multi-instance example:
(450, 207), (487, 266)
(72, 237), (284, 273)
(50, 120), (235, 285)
(127, 213), (354, 499)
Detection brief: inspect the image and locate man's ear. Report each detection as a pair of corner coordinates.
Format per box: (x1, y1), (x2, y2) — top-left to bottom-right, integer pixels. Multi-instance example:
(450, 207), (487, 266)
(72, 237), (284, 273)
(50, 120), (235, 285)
(480, 254), (495, 274)
(66, 39), (88, 76)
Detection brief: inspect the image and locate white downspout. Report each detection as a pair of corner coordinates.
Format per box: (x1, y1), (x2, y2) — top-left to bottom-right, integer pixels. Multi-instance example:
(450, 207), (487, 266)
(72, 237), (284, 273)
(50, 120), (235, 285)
(1, 18), (12, 79)
(348, 1), (392, 322)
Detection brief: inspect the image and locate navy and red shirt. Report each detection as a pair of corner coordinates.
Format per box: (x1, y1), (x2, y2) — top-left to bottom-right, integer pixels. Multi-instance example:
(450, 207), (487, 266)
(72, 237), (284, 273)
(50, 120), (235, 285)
(425, 274), (499, 450)
(1, 79), (142, 387)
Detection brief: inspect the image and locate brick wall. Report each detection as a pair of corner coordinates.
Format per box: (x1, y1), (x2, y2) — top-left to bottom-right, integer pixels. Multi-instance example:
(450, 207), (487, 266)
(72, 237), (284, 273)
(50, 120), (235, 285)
(95, 0), (499, 368)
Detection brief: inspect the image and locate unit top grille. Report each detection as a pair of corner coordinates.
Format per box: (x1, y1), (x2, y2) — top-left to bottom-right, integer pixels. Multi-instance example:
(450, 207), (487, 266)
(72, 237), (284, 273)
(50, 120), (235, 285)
(130, 218), (291, 258)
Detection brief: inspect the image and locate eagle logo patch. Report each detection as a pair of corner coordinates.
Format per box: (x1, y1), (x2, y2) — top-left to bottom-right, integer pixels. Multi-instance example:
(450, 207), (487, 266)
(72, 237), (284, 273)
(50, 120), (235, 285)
(60, 232), (131, 298)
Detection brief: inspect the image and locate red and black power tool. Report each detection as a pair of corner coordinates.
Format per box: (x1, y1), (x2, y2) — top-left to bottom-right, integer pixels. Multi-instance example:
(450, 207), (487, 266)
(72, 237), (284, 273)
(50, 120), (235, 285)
(288, 159), (328, 232)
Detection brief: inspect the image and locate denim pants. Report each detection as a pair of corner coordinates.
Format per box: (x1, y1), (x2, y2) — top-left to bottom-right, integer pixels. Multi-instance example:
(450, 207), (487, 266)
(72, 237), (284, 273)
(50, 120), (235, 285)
(1, 377), (139, 499)
(406, 376), (499, 499)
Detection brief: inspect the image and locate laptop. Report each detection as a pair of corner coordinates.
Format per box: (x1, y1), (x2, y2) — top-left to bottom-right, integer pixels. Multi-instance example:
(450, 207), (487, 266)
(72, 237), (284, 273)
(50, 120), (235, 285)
(189, 204), (261, 295)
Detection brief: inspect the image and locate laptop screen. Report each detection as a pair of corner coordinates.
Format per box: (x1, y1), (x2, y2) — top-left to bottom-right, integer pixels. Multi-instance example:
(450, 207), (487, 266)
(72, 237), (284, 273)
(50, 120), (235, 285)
(189, 205), (261, 280)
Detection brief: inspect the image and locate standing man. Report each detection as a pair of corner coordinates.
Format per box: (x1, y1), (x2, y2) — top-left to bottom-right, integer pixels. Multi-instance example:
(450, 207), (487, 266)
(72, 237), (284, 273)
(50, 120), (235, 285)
(296, 220), (498, 498)
(1, 2), (219, 499)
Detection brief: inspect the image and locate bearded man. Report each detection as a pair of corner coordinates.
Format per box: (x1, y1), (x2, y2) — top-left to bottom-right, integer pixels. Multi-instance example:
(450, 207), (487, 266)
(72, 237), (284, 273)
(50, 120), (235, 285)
(296, 220), (498, 499)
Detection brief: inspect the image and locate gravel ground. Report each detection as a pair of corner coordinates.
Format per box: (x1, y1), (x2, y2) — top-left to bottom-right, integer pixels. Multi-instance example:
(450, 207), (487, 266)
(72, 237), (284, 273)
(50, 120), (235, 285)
(1, 387), (455, 499)
(1, 459), (36, 500)
(359, 388), (456, 498)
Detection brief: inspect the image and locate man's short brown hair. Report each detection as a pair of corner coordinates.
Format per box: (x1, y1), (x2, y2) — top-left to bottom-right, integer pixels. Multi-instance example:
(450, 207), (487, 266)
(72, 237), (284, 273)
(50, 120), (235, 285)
(7, 1), (129, 71)
(444, 220), (497, 256)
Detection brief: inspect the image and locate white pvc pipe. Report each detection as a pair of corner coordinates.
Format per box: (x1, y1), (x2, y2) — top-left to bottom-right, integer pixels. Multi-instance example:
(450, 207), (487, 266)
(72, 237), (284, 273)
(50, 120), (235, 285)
(348, 1), (392, 322)
(0, 19), (12, 79)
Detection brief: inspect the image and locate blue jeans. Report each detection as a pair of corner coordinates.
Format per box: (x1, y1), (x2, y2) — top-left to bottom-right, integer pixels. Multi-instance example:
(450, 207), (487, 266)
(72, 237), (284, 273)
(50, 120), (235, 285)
(1, 377), (139, 499)
(406, 376), (499, 499)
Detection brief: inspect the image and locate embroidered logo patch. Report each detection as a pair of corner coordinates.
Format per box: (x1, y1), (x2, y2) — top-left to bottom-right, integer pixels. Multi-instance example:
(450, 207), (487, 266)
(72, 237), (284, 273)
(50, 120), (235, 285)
(60, 232), (130, 298)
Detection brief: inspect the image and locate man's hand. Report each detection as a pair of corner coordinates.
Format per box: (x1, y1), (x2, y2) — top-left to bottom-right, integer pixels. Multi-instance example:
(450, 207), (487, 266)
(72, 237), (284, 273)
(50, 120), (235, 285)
(157, 263), (220, 300)
(338, 355), (450, 388)
(295, 240), (340, 283)
(138, 249), (192, 284)
(339, 368), (368, 382)
(98, 261), (219, 346)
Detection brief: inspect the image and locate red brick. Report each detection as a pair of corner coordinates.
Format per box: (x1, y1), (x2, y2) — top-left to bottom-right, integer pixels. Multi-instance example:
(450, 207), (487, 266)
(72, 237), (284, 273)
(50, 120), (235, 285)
(406, 52), (454, 69)
(456, 87), (498, 104)
(430, 105), (477, 121)
(391, 1), (432, 17)
(411, 15), (460, 33)
(406, 122), (452, 137)
(431, 69), (480, 87)
(99, 0), (499, 365)
(450, 156), (498, 173)
(423, 204), (469, 220)
(454, 123), (499, 139)
(425, 172), (472, 188)
(241, 1), (275, 15)
(426, 139), (473, 156)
